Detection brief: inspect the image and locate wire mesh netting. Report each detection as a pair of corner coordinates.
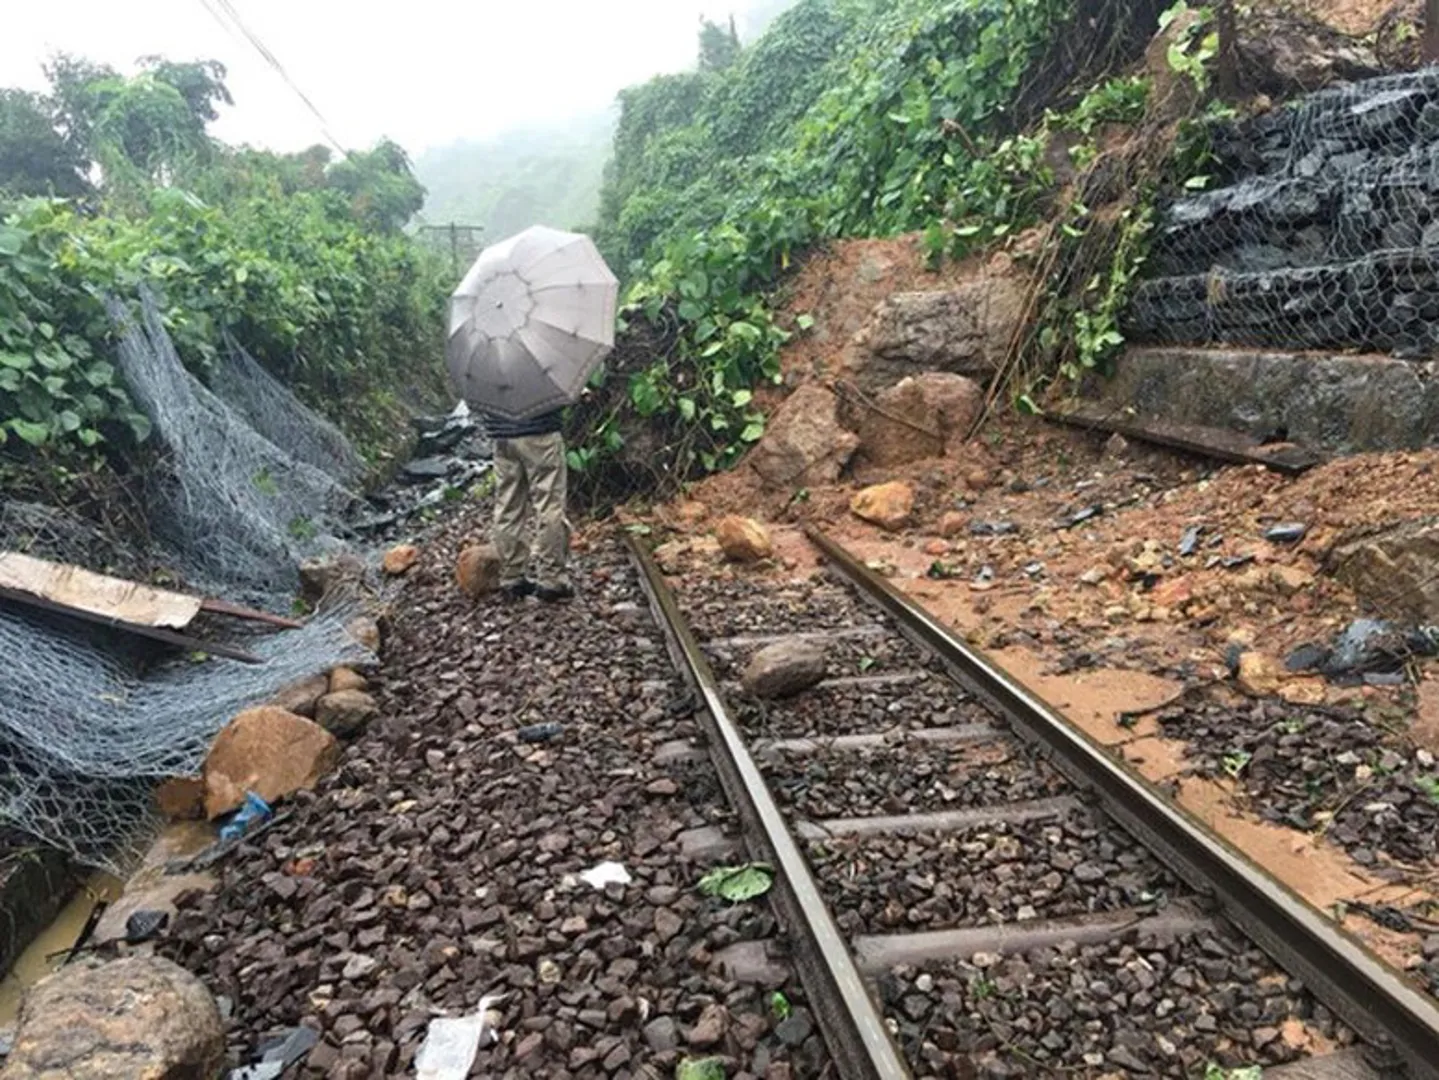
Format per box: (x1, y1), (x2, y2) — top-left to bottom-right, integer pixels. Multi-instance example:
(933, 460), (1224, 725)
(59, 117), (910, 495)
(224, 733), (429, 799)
(1128, 68), (1439, 357)
(211, 335), (367, 487)
(0, 293), (373, 873)
(109, 295), (359, 603)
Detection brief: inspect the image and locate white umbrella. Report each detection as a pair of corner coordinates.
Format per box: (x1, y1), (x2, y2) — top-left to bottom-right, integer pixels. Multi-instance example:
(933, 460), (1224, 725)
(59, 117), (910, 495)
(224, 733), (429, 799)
(446, 226), (619, 421)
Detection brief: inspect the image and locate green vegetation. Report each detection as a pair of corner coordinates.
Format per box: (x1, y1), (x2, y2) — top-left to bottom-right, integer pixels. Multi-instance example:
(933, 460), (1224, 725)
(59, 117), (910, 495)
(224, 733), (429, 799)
(1, 55), (447, 471)
(572, 0), (1173, 503)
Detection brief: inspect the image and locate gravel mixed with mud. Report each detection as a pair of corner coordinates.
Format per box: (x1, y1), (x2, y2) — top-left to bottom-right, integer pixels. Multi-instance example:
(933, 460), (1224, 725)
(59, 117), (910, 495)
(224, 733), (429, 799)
(161, 511), (826, 1079)
(669, 564), (1353, 1076)
(1156, 693), (1439, 869)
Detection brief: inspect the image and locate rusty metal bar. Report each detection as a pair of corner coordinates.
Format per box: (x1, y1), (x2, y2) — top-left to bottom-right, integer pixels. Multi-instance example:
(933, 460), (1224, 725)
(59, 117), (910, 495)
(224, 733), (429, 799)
(807, 525), (1439, 1080)
(626, 536), (911, 1080)
(1047, 406), (1323, 475)
(200, 597), (305, 629)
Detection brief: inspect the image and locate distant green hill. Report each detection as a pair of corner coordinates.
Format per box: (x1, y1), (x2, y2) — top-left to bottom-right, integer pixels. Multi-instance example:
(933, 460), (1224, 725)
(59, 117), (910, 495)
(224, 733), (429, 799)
(414, 112), (615, 242)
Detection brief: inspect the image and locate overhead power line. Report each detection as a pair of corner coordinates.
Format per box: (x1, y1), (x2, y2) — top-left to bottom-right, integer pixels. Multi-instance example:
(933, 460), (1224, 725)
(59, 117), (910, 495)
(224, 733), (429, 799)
(196, 0), (348, 155)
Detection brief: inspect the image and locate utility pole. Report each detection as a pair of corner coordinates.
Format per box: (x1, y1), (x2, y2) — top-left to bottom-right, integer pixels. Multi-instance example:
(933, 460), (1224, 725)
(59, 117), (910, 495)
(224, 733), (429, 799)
(449, 223), (460, 280)
(1215, 0), (1239, 100)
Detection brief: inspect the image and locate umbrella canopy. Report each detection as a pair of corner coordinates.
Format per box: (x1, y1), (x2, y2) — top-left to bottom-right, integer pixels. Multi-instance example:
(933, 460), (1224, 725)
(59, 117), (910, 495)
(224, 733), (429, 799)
(446, 225), (619, 421)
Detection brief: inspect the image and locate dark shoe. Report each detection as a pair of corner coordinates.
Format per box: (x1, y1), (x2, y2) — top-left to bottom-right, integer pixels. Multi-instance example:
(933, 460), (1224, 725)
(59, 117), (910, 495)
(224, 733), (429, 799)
(535, 583), (574, 603)
(501, 580), (536, 600)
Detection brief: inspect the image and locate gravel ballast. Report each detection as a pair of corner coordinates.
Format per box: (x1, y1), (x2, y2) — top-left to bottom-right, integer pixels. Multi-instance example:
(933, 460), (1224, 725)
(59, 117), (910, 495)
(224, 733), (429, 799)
(162, 520), (826, 1079)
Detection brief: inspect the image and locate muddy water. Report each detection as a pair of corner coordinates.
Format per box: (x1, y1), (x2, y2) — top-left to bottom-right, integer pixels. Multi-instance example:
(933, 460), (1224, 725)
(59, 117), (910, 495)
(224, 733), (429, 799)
(0, 872), (122, 1026)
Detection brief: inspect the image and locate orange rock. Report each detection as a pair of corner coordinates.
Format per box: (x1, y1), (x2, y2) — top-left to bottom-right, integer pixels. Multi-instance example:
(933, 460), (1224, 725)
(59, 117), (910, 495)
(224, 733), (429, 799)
(382, 544), (419, 575)
(155, 777), (205, 821)
(714, 516), (773, 563)
(346, 616), (382, 653)
(673, 500), (709, 527)
(1236, 652), (1285, 697)
(1278, 678), (1327, 705)
(923, 539), (950, 557)
(850, 482), (915, 531)
(964, 468), (992, 492)
(456, 543), (501, 599)
(1270, 565), (1314, 595)
(1149, 576), (1193, 610)
(936, 511), (967, 538)
(202, 707), (338, 819)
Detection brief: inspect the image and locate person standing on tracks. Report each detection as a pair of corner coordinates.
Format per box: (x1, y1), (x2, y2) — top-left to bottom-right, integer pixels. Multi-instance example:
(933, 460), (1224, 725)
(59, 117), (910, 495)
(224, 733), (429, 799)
(480, 404), (573, 603)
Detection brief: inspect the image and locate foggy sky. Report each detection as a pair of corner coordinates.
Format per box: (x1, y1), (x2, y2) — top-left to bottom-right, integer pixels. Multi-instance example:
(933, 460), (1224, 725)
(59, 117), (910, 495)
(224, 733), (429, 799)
(0, 1), (772, 156)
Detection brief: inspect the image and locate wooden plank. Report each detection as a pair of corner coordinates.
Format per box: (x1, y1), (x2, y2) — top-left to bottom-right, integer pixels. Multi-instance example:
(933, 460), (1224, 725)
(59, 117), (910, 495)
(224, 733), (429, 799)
(0, 551), (201, 629)
(0, 586), (262, 664)
(1048, 406), (1325, 476)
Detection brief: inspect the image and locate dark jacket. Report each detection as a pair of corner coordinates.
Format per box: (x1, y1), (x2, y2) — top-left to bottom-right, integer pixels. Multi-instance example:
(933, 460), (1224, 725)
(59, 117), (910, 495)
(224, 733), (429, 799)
(480, 407), (565, 441)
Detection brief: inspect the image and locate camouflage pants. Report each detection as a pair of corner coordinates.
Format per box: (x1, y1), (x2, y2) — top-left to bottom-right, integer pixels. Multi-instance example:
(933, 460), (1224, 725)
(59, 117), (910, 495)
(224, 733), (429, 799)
(492, 432), (569, 589)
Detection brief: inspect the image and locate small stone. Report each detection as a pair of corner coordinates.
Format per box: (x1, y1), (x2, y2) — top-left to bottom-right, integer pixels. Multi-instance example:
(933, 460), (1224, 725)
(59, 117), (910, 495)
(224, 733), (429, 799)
(1271, 565), (1315, 595)
(686, 1003), (728, 1048)
(1236, 651), (1286, 696)
(654, 908), (684, 944)
(383, 544), (419, 575)
(1078, 567), (1108, 586)
(346, 616), (381, 653)
(314, 690), (380, 739)
(915, 973), (934, 993)
(329, 667), (368, 693)
(714, 516), (773, 563)
(269, 673), (330, 718)
(1072, 862), (1106, 884)
(774, 1009), (813, 1047)
(342, 954), (378, 980)
(646, 778), (679, 796)
(971, 952), (1001, 969)
(643, 1016), (679, 1052)
(937, 511), (968, 538)
(1253, 1026), (1280, 1048)
(1103, 432), (1129, 459)
(1193, 1013), (1218, 1033)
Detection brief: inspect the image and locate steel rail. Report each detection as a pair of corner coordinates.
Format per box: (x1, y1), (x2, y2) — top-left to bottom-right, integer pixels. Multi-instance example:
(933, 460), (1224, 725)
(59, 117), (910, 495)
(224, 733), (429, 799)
(807, 525), (1439, 1080)
(626, 536), (912, 1080)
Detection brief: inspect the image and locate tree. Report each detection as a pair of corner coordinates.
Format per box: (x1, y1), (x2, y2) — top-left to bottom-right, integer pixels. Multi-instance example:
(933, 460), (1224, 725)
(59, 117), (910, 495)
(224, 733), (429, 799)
(43, 53), (118, 164)
(327, 139), (426, 231)
(92, 73), (212, 179)
(0, 89), (89, 196)
(138, 58), (233, 124)
(698, 16), (742, 72)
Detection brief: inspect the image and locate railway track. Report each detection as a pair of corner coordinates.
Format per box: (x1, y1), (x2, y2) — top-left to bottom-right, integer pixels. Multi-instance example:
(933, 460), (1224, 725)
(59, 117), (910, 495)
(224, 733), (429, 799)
(627, 528), (1439, 1080)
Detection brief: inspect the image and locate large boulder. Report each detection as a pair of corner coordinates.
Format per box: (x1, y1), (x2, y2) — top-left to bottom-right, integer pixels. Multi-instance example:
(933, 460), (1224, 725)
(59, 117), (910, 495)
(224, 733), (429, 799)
(2, 955), (224, 1080)
(742, 640), (827, 699)
(850, 481), (915, 532)
(1236, 10), (1381, 95)
(1331, 518), (1439, 624)
(201, 707), (338, 819)
(849, 373), (983, 465)
(714, 516), (773, 563)
(747, 384), (859, 491)
(849, 378), (943, 466)
(851, 275), (1024, 390)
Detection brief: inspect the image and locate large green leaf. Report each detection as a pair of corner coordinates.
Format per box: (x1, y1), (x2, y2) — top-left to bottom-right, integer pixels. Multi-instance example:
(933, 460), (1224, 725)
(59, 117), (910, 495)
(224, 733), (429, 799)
(698, 863), (774, 903)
